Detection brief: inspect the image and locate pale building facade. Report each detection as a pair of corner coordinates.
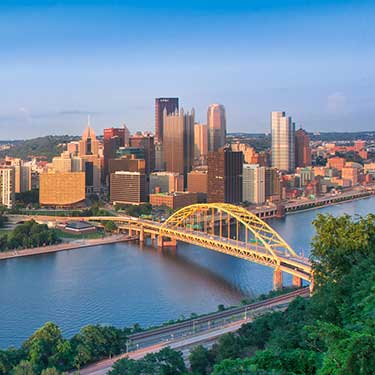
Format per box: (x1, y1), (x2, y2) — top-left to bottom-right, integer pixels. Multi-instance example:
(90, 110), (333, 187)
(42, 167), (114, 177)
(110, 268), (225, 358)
(271, 111), (295, 171)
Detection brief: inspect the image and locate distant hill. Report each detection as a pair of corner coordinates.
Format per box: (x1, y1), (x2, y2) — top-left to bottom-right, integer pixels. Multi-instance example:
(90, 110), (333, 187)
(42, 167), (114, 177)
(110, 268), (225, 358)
(0, 135), (80, 161)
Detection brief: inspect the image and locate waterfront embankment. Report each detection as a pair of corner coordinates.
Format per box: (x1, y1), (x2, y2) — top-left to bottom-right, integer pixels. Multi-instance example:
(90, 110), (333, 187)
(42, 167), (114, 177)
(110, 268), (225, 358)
(0, 234), (136, 261)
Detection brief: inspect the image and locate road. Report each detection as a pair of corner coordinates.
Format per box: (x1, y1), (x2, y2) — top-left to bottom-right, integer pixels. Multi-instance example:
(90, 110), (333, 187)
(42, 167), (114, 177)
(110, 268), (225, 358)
(76, 288), (309, 375)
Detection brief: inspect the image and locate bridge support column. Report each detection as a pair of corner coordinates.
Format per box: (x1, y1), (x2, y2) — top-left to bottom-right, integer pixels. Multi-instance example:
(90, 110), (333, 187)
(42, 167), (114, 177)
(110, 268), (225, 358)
(292, 275), (302, 288)
(157, 235), (164, 249)
(273, 268), (283, 290)
(151, 233), (156, 247)
(139, 227), (145, 245)
(129, 227), (134, 237)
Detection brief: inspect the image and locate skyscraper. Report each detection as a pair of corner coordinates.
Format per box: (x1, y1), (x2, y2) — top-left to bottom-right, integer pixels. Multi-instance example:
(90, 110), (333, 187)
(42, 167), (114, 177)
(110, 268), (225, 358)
(78, 125), (101, 193)
(194, 123), (208, 163)
(207, 147), (243, 204)
(163, 108), (195, 182)
(155, 98), (179, 143)
(271, 111), (295, 172)
(243, 164), (266, 204)
(129, 132), (155, 175)
(207, 104), (226, 152)
(0, 167), (15, 208)
(295, 128), (312, 167)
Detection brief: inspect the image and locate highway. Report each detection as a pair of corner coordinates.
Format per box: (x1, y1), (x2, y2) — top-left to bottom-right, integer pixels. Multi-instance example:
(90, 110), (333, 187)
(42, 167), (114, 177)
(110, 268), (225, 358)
(75, 288), (309, 375)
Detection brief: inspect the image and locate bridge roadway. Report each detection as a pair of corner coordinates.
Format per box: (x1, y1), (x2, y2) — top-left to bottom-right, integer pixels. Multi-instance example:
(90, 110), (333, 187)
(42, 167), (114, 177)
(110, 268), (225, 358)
(75, 288), (309, 375)
(15, 207), (312, 289)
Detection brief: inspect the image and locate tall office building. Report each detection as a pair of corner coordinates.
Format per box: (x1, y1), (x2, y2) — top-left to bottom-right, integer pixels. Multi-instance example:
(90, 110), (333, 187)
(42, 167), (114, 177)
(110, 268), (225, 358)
(0, 167), (15, 208)
(103, 126), (130, 181)
(155, 97), (179, 143)
(243, 164), (266, 204)
(265, 168), (281, 202)
(77, 126), (101, 193)
(149, 172), (184, 193)
(271, 111), (295, 172)
(295, 128), (312, 167)
(207, 147), (243, 204)
(110, 171), (147, 205)
(129, 132), (155, 174)
(207, 104), (226, 152)
(194, 123), (208, 163)
(163, 108), (195, 181)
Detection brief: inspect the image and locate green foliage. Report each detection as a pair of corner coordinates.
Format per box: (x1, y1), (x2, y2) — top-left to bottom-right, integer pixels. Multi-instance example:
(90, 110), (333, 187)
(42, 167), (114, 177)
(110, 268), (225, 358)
(110, 347), (186, 375)
(15, 190), (40, 206)
(189, 345), (214, 375)
(0, 136), (79, 161)
(116, 203), (152, 217)
(0, 220), (61, 252)
(12, 361), (35, 375)
(104, 220), (117, 232)
(211, 358), (280, 375)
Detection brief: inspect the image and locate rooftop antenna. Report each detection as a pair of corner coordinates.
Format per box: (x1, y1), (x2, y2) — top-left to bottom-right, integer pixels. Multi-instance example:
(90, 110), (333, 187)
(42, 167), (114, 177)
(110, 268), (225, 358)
(87, 114), (91, 127)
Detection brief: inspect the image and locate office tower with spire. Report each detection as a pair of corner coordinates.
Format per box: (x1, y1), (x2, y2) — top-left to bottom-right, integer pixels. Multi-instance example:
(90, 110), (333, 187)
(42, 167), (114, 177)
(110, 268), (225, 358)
(155, 97), (179, 143)
(163, 108), (195, 184)
(207, 104), (226, 152)
(78, 119), (102, 193)
(271, 111), (295, 172)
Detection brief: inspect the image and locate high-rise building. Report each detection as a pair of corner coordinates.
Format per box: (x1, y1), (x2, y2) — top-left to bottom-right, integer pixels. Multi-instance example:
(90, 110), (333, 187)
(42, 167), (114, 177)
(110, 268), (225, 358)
(155, 97), (179, 143)
(51, 152), (84, 173)
(271, 111), (295, 172)
(243, 164), (266, 204)
(103, 126), (130, 182)
(110, 171), (147, 205)
(77, 126), (102, 193)
(295, 128), (312, 167)
(194, 123), (208, 163)
(39, 172), (86, 206)
(129, 132), (155, 175)
(154, 143), (164, 171)
(207, 104), (226, 152)
(187, 170), (208, 194)
(149, 172), (184, 194)
(163, 108), (195, 182)
(207, 147), (243, 204)
(265, 168), (281, 202)
(0, 167), (15, 208)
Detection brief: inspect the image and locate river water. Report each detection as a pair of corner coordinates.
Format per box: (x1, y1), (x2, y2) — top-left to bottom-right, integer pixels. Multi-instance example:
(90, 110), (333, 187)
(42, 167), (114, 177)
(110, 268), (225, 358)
(0, 197), (374, 348)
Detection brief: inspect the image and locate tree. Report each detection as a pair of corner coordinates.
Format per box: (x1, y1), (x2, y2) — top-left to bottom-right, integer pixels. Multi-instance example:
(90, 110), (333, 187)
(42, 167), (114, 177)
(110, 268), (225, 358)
(189, 345), (214, 375)
(40, 368), (59, 375)
(12, 361), (35, 375)
(211, 358), (279, 375)
(104, 220), (117, 233)
(23, 322), (64, 374)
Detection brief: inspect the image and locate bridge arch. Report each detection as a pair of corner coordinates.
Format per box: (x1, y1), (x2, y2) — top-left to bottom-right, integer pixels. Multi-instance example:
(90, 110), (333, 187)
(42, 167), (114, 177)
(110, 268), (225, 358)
(161, 203), (297, 265)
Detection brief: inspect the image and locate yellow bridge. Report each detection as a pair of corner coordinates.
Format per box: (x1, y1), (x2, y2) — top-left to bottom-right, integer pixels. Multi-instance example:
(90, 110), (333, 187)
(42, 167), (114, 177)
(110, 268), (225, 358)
(27, 203), (313, 289)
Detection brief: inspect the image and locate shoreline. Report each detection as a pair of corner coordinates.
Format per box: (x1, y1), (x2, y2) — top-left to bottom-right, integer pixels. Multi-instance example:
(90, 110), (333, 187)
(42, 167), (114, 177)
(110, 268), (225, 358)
(0, 234), (138, 261)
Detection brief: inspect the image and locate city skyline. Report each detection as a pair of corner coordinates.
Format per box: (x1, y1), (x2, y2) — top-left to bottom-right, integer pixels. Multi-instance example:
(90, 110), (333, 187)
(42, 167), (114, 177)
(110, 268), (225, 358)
(1, 0), (374, 138)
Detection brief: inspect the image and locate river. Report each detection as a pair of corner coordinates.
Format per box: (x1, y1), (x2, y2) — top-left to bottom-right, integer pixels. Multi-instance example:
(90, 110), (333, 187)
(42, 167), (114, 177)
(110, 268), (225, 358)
(0, 197), (374, 348)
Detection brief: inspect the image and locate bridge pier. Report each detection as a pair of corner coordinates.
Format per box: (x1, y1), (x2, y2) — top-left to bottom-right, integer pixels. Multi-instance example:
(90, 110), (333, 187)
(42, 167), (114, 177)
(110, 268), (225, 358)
(273, 268), (283, 290)
(139, 227), (145, 245)
(292, 275), (303, 288)
(157, 236), (177, 249)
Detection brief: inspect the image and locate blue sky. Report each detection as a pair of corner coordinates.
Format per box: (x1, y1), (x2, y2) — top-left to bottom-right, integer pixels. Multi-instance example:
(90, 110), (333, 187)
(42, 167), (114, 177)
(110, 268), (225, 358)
(0, 0), (374, 138)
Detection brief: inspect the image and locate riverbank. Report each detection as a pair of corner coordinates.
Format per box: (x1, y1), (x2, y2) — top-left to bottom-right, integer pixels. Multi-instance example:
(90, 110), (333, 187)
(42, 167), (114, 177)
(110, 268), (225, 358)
(0, 234), (137, 261)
